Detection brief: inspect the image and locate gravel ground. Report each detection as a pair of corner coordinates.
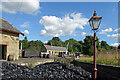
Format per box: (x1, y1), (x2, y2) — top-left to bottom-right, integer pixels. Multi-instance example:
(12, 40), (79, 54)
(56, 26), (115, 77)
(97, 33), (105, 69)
(0, 61), (92, 80)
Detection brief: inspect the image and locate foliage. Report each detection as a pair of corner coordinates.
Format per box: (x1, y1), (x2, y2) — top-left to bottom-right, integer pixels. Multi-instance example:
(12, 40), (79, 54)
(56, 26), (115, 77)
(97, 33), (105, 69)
(118, 45), (120, 49)
(19, 36), (114, 56)
(47, 37), (64, 47)
(82, 36), (100, 56)
(65, 38), (81, 53)
(101, 41), (111, 50)
(19, 36), (44, 51)
(79, 50), (119, 66)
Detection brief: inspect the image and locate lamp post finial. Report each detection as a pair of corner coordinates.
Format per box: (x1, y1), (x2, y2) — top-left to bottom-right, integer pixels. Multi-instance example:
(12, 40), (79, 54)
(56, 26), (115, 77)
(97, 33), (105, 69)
(93, 10), (97, 16)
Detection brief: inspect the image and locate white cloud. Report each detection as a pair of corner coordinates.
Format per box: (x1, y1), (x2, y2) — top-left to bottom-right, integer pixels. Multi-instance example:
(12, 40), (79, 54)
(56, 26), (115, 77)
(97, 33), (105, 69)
(114, 28), (120, 32)
(107, 34), (111, 37)
(81, 32), (86, 36)
(99, 28), (112, 34)
(107, 33), (120, 39)
(73, 34), (77, 37)
(111, 43), (120, 47)
(0, 0), (40, 14)
(24, 30), (29, 35)
(44, 41), (48, 43)
(40, 13), (88, 37)
(20, 22), (30, 28)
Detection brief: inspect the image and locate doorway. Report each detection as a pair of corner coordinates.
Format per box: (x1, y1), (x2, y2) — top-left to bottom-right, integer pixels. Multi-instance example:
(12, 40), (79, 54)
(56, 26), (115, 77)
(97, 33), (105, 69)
(0, 45), (7, 60)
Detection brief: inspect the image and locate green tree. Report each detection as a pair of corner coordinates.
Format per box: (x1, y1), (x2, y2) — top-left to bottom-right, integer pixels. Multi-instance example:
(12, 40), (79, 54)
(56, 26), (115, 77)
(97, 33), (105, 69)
(78, 41), (84, 53)
(47, 37), (63, 46)
(19, 36), (43, 51)
(118, 45), (120, 49)
(19, 36), (113, 55)
(19, 36), (28, 49)
(65, 38), (81, 53)
(83, 36), (100, 56)
(89, 45), (94, 56)
(101, 41), (111, 50)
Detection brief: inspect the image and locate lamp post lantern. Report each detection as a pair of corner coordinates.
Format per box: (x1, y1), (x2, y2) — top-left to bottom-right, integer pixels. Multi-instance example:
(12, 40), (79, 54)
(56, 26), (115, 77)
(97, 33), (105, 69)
(89, 10), (102, 80)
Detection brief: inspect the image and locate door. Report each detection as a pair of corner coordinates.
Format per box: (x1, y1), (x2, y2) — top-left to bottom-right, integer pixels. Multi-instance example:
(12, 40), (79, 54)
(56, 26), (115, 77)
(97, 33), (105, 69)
(0, 45), (7, 60)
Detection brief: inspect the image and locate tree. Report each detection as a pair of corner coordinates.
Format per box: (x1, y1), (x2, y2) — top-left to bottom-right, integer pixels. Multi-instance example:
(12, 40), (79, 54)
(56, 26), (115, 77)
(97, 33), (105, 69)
(118, 45), (120, 49)
(65, 38), (81, 53)
(47, 37), (63, 46)
(101, 41), (111, 50)
(24, 36), (27, 41)
(78, 41), (83, 53)
(52, 37), (61, 41)
(82, 36), (100, 56)
(89, 45), (94, 56)
(19, 36), (43, 51)
(19, 36), (28, 49)
(19, 36), (113, 55)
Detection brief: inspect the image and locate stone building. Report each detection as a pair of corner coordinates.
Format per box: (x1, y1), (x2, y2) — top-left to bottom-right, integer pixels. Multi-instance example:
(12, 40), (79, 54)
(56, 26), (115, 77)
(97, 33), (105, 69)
(0, 18), (24, 60)
(41, 45), (66, 56)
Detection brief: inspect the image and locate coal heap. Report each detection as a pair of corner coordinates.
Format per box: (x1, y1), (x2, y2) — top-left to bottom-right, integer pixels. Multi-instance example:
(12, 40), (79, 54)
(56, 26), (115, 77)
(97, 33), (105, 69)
(0, 61), (92, 80)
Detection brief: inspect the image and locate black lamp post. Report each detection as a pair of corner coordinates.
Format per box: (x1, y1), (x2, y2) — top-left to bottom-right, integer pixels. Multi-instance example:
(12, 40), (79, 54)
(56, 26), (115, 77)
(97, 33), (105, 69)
(89, 10), (102, 80)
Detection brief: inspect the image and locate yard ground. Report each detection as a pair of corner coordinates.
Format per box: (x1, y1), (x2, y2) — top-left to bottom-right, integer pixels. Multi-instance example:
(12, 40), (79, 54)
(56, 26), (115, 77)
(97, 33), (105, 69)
(0, 57), (54, 68)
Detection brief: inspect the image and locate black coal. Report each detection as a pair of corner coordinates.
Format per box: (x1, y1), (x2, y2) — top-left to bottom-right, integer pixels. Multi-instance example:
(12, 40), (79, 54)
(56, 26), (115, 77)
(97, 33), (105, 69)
(0, 61), (92, 80)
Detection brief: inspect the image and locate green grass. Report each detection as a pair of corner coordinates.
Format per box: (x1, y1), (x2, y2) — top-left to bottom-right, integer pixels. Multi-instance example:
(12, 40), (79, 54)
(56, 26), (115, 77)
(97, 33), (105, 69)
(78, 50), (120, 66)
(79, 58), (93, 63)
(79, 56), (119, 66)
(28, 63), (36, 68)
(97, 58), (119, 66)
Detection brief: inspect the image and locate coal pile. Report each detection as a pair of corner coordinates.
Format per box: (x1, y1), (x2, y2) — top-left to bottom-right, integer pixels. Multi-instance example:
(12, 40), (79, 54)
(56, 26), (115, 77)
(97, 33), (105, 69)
(0, 61), (92, 80)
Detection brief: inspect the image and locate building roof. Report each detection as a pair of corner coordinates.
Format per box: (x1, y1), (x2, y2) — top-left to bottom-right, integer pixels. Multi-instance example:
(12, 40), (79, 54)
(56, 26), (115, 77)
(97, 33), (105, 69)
(0, 18), (24, 35)
(44, 45), (66, 52)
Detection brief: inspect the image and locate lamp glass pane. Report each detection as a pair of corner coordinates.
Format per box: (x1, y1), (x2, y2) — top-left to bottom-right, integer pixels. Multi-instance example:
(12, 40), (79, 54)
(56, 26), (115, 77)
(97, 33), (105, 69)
(93, 18), (101, 30)
(89, 20), (93, 28)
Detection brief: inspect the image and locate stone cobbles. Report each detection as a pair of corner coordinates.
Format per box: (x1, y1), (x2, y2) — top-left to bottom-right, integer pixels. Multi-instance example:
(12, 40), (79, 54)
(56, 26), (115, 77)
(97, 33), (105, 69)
(0, 61), (92, 80)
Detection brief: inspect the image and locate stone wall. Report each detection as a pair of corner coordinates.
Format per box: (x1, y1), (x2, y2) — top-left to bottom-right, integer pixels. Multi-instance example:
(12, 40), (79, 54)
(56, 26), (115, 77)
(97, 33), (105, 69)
(0, 31), (19, 60)
(47, 50), (65, 56)
(41, 45), (65, 56)
(73, 60), (120, 80)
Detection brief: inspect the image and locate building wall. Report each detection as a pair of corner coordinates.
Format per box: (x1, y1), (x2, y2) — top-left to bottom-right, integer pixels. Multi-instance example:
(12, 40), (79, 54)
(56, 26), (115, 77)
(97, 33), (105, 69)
(47, 50), (65, 56)
(0, 31), (19, 60)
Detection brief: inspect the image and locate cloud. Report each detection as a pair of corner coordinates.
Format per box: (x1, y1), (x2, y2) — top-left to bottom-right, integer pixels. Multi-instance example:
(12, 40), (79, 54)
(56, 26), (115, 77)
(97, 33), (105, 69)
(73, 34), (77, 37)
(24, 30), (29, 35)
(44, 41), (48, 43)
(40, 13), (88, 37)
(107, 34), (111, 37)
(114, 28), (120, 32)
(0, 0), (40, 14)
(107, 33), (120, 39)
(111, 43), (120, 47)
(99, 28), (112, 34)
(81, 32), (86, 36)
(20, 22), (30, 28)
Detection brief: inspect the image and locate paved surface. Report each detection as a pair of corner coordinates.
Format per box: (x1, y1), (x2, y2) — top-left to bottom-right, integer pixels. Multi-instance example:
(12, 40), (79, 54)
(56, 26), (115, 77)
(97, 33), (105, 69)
(0, 57), (54, 66)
